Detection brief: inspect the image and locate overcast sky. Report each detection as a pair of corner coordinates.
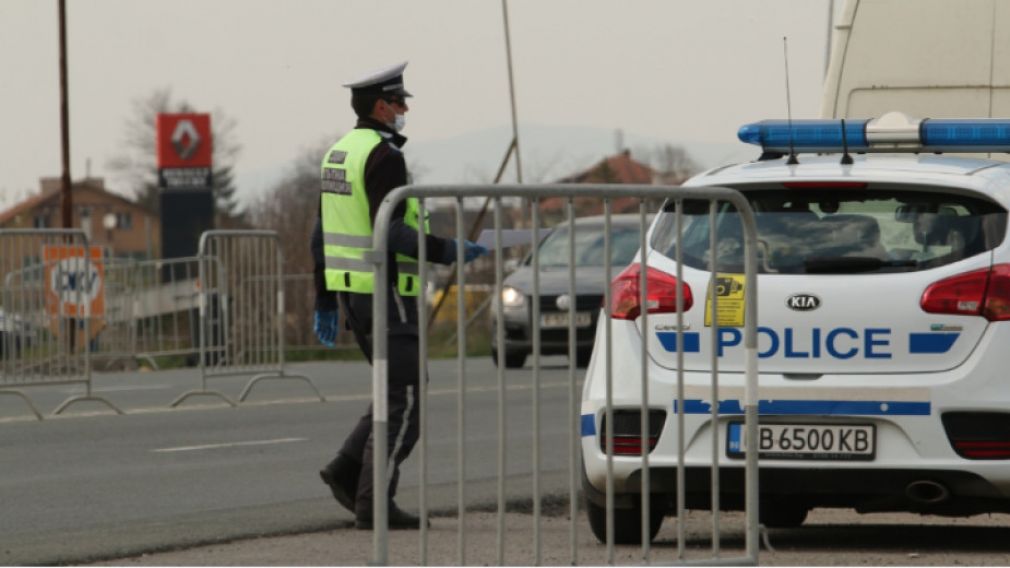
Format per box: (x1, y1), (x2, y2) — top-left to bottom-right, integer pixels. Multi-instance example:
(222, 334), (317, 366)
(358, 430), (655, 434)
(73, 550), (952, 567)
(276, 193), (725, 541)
(0, 0), (837, 209)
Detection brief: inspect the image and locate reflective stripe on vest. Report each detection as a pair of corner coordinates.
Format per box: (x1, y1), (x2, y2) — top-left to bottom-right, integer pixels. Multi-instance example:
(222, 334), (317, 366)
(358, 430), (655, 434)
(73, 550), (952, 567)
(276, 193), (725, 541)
(324, 256), (419, 275)
(323, 233), (373, 248)
(320, 128), (428, 296)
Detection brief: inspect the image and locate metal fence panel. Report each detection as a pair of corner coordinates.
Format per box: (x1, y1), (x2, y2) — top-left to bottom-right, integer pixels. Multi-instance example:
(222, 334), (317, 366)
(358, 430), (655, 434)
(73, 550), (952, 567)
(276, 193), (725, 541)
(367, 184), (761, 566)
(95, 256), (203, 371)
(170, 230), (322, 408)
(0, 229), (122, 418)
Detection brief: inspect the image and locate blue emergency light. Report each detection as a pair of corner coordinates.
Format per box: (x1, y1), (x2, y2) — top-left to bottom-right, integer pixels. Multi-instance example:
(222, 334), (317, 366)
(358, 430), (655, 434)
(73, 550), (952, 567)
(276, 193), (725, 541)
(738, 112), (1010, 154)
(737, 119), (870, 152)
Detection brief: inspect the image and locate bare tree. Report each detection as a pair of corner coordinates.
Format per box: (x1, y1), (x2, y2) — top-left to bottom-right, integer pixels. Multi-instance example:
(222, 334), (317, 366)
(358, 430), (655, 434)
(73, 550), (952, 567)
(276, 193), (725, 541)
(633, 143), (701, 185)
(106, 87), (243, 222)
(248, 138), (335, 274)
(246, 138), (337, 348)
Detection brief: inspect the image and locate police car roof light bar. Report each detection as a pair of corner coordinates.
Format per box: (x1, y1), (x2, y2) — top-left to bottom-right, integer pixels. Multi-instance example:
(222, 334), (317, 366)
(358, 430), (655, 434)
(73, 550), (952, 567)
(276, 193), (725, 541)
(738, 119), (870, 154)
(840, 118), (854, 165)
(738, 111), (1010, 155)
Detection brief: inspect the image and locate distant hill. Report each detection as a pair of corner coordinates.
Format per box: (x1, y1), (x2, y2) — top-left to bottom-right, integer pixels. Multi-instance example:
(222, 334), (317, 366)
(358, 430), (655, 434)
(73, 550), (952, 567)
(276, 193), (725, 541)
(232, 123), (756, 208)
(407, 123), (753, 185)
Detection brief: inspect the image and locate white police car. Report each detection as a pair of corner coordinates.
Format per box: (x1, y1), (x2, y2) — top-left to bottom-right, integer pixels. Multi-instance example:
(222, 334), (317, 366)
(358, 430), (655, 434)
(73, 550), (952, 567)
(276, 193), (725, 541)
(581, 112), (1010, 543)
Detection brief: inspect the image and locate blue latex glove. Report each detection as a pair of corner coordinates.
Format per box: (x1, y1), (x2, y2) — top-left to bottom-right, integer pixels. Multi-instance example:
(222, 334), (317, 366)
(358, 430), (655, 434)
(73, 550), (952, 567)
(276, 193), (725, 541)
(454, 240), (488, 262)
(313, 309), (339, 348)
(444, 239), (488, 263)
(464, 240), (489, 262)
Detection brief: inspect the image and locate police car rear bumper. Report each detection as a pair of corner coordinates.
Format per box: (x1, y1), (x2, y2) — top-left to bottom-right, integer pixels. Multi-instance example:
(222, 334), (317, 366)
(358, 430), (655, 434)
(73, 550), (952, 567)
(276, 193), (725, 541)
(580, 319), (1010, 512)
(581, 464), (1010, 515)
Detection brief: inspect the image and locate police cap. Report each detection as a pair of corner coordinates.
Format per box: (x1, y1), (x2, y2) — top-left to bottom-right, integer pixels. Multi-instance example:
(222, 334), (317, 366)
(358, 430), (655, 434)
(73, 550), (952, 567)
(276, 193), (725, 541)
(342, 61), (412, 98)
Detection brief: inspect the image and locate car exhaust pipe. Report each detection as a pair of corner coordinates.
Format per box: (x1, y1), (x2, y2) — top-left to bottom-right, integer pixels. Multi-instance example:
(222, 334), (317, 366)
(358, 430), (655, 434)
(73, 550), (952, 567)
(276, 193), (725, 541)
(905, 480), (950, 504)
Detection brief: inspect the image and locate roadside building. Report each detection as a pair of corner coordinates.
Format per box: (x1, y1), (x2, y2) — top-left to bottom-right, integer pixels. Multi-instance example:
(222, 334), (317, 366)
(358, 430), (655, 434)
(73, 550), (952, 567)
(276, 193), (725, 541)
(558, 149), (655, 186)
(542, 149), (657, 220)
(0, 178), (160, 259)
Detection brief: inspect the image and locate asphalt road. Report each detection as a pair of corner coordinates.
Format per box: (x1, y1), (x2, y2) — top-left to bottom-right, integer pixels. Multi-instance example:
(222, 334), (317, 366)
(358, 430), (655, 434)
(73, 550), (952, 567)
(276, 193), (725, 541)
(8, 357), (1010, 566)
(96, 509), (1010, 566)
(0, 355), (584, 565)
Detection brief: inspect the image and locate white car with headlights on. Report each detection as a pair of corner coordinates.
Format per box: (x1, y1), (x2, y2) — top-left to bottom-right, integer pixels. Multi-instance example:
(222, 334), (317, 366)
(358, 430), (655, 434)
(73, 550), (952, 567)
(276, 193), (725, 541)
(581, 112), (1010, 544)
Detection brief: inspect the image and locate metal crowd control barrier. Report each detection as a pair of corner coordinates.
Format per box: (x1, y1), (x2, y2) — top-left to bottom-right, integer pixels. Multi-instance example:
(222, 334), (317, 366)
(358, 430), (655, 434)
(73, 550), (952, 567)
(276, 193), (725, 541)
(0, 229), (123, 419)
(368, 184), (760, 565)
(171, 230), (322, 408)
(97, 256), (203, 371)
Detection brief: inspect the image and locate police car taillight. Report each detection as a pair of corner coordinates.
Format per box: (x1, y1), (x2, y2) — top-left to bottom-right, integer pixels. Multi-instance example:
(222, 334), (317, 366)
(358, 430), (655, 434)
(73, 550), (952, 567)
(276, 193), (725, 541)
(601, 433), (659, 456)
(610, 263), (692, 320)
(920, 264), (1010, 321)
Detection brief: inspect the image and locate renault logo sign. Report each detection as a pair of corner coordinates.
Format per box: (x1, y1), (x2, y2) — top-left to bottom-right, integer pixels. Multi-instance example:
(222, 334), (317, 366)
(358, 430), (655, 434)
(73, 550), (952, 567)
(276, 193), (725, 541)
(171, 119), (201, 160)
(156, 113), (213, 190)
(787, 293), (821, 311)
(156, 113), (212, 169)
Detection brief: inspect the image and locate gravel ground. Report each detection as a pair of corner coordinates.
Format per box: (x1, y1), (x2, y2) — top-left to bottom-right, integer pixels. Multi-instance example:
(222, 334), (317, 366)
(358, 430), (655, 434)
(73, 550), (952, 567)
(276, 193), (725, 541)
(94, 507), (1010, 566)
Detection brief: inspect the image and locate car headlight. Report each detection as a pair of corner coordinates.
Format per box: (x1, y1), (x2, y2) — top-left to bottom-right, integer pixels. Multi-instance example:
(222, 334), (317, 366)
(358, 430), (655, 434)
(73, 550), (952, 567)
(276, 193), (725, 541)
(501, 286), (526, 308)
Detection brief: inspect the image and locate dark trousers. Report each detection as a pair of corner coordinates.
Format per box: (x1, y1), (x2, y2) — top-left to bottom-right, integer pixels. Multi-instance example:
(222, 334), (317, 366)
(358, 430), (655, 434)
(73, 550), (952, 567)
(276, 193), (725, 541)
(338, 292), (422, 516)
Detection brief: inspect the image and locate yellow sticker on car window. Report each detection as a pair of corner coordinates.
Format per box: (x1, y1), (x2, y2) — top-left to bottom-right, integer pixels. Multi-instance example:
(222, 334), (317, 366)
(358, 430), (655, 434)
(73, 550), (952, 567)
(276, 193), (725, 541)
(704, 273), (746, 327)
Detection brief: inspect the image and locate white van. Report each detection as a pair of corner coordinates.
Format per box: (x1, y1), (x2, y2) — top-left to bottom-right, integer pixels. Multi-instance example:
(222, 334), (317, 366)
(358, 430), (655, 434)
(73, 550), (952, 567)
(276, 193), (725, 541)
(822, 0), (1010, 122)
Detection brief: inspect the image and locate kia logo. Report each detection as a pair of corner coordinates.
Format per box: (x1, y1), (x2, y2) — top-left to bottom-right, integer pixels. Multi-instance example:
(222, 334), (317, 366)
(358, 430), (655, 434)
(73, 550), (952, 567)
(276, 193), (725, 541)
(556, 294), (571, 311)
(787, 293), (820, 311)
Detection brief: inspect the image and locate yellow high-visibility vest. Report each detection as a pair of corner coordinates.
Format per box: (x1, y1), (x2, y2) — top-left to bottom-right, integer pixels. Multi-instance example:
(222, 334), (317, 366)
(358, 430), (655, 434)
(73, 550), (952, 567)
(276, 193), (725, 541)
(320, 128), (427, 295)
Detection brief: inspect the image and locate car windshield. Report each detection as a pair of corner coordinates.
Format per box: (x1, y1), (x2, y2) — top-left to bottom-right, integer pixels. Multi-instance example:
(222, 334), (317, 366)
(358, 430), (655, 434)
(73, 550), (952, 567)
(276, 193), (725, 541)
(534, 224), (641, 268)
(651, 187), (1008, 274)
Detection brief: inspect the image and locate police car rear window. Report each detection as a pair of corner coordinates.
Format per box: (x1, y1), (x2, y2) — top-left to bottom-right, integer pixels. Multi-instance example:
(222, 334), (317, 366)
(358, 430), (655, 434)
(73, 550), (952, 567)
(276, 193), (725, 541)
(652, 187), (1007, 274)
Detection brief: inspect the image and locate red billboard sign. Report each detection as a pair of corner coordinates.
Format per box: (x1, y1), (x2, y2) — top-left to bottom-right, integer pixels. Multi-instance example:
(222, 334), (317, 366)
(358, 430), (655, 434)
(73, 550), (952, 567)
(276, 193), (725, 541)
(157, 113), (213, 189)
(157, 113), (212, 168)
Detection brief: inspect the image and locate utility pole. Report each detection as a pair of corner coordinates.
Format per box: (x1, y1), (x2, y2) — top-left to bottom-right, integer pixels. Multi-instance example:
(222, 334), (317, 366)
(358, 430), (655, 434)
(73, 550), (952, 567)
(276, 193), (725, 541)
(59, 0), (73, 228)
(502, 0), (525, 183)
(824, 0), (835, 80)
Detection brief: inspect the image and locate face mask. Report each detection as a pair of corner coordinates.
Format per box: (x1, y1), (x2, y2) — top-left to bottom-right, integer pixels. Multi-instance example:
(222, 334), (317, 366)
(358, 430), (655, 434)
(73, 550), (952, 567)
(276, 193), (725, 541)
(392, 113), (406, 132)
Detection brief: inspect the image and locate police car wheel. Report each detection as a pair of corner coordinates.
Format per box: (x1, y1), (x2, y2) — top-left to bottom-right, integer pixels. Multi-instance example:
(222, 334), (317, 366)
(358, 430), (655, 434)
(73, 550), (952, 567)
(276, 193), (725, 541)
(585, 496), (665, 545)
(759, 501), (809, 529)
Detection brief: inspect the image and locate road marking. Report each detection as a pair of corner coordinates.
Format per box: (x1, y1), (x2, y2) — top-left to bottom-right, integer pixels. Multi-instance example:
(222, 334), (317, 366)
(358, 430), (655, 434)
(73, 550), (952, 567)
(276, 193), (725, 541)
(0, 382), (575, 424)
(318, 381), (569, 403)
(151, 437), (307, 453)
(95, 384), (173, 393)
(63, 384), (172, 394)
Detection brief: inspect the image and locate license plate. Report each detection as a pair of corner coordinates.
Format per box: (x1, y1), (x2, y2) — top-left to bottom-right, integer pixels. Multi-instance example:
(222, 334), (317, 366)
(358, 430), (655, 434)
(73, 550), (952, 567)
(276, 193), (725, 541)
(540, 312), (592, 329)
(726, 422), (875, 461)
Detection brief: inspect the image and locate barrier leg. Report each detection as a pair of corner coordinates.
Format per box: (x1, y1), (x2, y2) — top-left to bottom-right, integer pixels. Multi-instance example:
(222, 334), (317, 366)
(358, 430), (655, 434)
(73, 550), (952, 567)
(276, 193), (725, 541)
(52, 395), (125, 416)
(237, 371), (325, 402)
(170, 390), (237, 408)
(0, 389), (44, 421)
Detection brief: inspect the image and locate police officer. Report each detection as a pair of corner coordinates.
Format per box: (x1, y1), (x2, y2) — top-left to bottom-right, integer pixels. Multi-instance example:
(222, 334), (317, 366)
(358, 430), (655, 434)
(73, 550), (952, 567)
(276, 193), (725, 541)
(311, 61), (487, 530)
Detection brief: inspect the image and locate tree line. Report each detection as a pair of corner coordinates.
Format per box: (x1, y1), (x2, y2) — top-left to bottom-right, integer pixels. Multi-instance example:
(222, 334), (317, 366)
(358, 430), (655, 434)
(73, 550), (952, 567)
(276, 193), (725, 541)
(109, 88), (702, 275)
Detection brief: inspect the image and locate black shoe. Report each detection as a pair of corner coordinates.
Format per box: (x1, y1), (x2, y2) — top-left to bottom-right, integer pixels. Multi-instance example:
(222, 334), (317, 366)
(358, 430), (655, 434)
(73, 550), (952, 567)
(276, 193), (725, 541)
(355, 502), (427, 530)
(319, 454), (359, 513)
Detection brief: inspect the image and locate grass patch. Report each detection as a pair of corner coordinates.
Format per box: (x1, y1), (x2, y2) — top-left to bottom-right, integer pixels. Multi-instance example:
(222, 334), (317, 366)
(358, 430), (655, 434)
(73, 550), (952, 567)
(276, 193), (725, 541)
(426, 322), (492, 359)
(129, 322), (493, 368)
(283, 321), (492, 363)
(285, 347), (364, 362)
